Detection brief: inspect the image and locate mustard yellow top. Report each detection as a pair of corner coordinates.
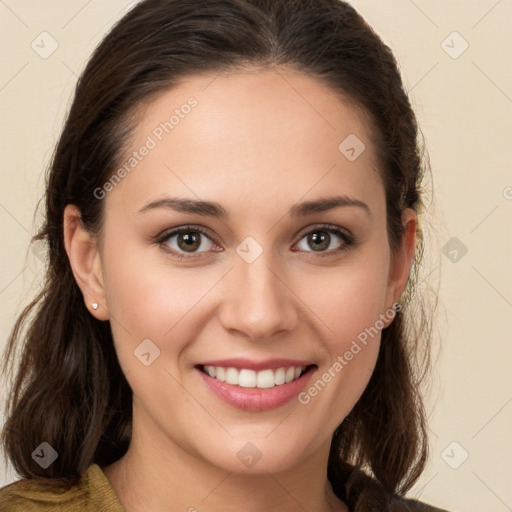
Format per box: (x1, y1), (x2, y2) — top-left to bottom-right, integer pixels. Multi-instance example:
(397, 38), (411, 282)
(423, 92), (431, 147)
(0, 464), (125, 512)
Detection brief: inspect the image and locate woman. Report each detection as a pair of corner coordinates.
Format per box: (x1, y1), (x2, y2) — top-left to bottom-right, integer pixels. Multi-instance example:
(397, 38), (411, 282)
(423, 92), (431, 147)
(0, 0), (447, 510)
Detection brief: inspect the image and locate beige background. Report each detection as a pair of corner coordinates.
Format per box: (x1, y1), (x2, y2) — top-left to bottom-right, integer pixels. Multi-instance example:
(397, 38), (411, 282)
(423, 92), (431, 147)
(0, 1), (511, 511)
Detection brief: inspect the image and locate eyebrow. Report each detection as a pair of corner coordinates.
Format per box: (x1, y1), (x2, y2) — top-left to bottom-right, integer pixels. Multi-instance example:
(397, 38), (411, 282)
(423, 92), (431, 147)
(137, 195), (371, 218)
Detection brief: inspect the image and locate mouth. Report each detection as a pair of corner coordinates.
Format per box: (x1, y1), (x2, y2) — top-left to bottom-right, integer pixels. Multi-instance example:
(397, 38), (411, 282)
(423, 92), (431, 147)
(194, 361), (317, 411)
(197, 364), (315, 389)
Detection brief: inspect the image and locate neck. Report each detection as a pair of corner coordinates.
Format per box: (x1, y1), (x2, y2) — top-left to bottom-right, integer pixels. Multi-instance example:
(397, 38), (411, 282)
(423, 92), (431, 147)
(102, 407), (348, 512)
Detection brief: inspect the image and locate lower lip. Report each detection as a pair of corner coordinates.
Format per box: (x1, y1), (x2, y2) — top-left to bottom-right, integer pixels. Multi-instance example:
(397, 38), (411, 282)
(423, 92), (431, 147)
(196, 367), (315, 412)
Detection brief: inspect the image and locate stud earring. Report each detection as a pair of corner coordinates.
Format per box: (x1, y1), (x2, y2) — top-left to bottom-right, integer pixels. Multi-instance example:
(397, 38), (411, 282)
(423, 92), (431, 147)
(92, 303), (98, 310)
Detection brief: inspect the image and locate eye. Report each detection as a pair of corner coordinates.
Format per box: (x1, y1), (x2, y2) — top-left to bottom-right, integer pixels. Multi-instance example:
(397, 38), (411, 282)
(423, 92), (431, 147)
(159, 226), (220, 256)
(156, 224), (353, 259)
(294, 225), (353, 254)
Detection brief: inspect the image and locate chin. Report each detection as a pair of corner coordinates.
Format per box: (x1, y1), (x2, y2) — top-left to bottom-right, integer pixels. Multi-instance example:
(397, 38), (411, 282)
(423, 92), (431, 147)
(197, 432), (320, 475)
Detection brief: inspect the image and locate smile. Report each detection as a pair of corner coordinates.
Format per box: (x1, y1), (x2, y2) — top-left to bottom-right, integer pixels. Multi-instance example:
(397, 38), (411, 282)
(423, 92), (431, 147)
(195, 360), (317, 411)
(200, 365), (308, 389)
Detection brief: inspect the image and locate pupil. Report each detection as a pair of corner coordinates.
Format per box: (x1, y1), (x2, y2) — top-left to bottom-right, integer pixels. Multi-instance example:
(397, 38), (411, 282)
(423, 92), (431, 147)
(308, 232), (329, 251)
(178, 232), (200, 252)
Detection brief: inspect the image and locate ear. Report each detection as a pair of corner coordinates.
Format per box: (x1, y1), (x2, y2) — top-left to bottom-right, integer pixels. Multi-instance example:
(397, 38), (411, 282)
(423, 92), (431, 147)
(383, 208), (417, 324)
(63, 204), (109, 321)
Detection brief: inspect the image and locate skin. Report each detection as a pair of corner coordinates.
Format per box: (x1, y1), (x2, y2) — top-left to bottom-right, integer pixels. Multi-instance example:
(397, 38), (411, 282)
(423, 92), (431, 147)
(64, 66), (416, 512)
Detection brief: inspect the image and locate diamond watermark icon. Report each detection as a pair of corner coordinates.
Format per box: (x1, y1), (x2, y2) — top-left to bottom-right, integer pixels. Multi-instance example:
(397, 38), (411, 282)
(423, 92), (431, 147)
(236, 236), (263, 264)
(237, 442), (262, 468)
(338, 134), (366, 161)
(441, 31), (469, 60)
(32, 442), (58, 469)
(134, 338), (161, 366)
(31, 32), (59, 59)
(442, 236), (468, 263)
(31, 240), (47, 262)
(441, 441), (469, 469)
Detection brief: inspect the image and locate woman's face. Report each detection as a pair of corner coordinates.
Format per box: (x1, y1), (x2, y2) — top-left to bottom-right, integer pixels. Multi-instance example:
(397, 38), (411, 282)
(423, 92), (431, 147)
(89, 67), (414, 474)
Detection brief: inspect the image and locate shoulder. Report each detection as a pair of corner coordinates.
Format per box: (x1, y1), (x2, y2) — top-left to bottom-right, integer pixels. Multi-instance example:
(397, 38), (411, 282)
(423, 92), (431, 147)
(341, 465), (451, 512)
(0, 464), (125, 512)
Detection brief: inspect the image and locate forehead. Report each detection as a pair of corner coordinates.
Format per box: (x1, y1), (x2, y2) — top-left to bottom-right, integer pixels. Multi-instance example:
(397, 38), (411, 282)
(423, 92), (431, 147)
(106, 67), (384, 216)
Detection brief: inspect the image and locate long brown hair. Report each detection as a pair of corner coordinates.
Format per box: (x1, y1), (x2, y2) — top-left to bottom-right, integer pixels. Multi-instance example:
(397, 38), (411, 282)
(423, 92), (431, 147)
(1, 0), (433, 497)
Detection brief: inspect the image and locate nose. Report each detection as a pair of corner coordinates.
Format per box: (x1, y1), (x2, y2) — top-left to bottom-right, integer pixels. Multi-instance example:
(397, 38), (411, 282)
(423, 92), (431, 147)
(219, 253), (298, 341)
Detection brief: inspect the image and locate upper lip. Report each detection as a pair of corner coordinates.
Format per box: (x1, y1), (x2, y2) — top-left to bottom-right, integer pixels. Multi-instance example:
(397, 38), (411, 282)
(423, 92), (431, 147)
(196, 358), (316, 371)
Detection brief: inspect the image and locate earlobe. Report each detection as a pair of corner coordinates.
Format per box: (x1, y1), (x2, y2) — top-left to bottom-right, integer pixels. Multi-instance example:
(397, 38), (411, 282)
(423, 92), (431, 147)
(383, 208), (417, 323)
(63, 204), (110, 321)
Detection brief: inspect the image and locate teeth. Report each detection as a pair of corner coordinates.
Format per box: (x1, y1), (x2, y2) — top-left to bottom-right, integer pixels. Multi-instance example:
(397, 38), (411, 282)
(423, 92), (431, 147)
(256, 369), (275, 389)
(225, 367), (238, 385)
(275, 368), (286, 385)
(202, 365), (307, 389)
(239, 369), (256, 388)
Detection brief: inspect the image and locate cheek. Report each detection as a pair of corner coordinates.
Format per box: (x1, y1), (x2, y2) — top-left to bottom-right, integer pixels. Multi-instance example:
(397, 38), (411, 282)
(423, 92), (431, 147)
(297, 253), (390, 345)
(291, 255), (390, 420)
(101, 240), (227, 364)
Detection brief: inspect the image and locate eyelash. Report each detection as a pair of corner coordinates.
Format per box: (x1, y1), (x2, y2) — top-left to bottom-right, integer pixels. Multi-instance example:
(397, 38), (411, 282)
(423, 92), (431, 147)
(155, 224), (355, 260)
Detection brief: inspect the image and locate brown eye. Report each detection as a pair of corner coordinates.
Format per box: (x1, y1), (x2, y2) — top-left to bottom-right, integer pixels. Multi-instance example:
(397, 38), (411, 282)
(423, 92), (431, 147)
(162, 228), (216, 254)
(177, 231), (202, 252)
(306, 231), (331, 252)
(295, 226), (352, 254)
